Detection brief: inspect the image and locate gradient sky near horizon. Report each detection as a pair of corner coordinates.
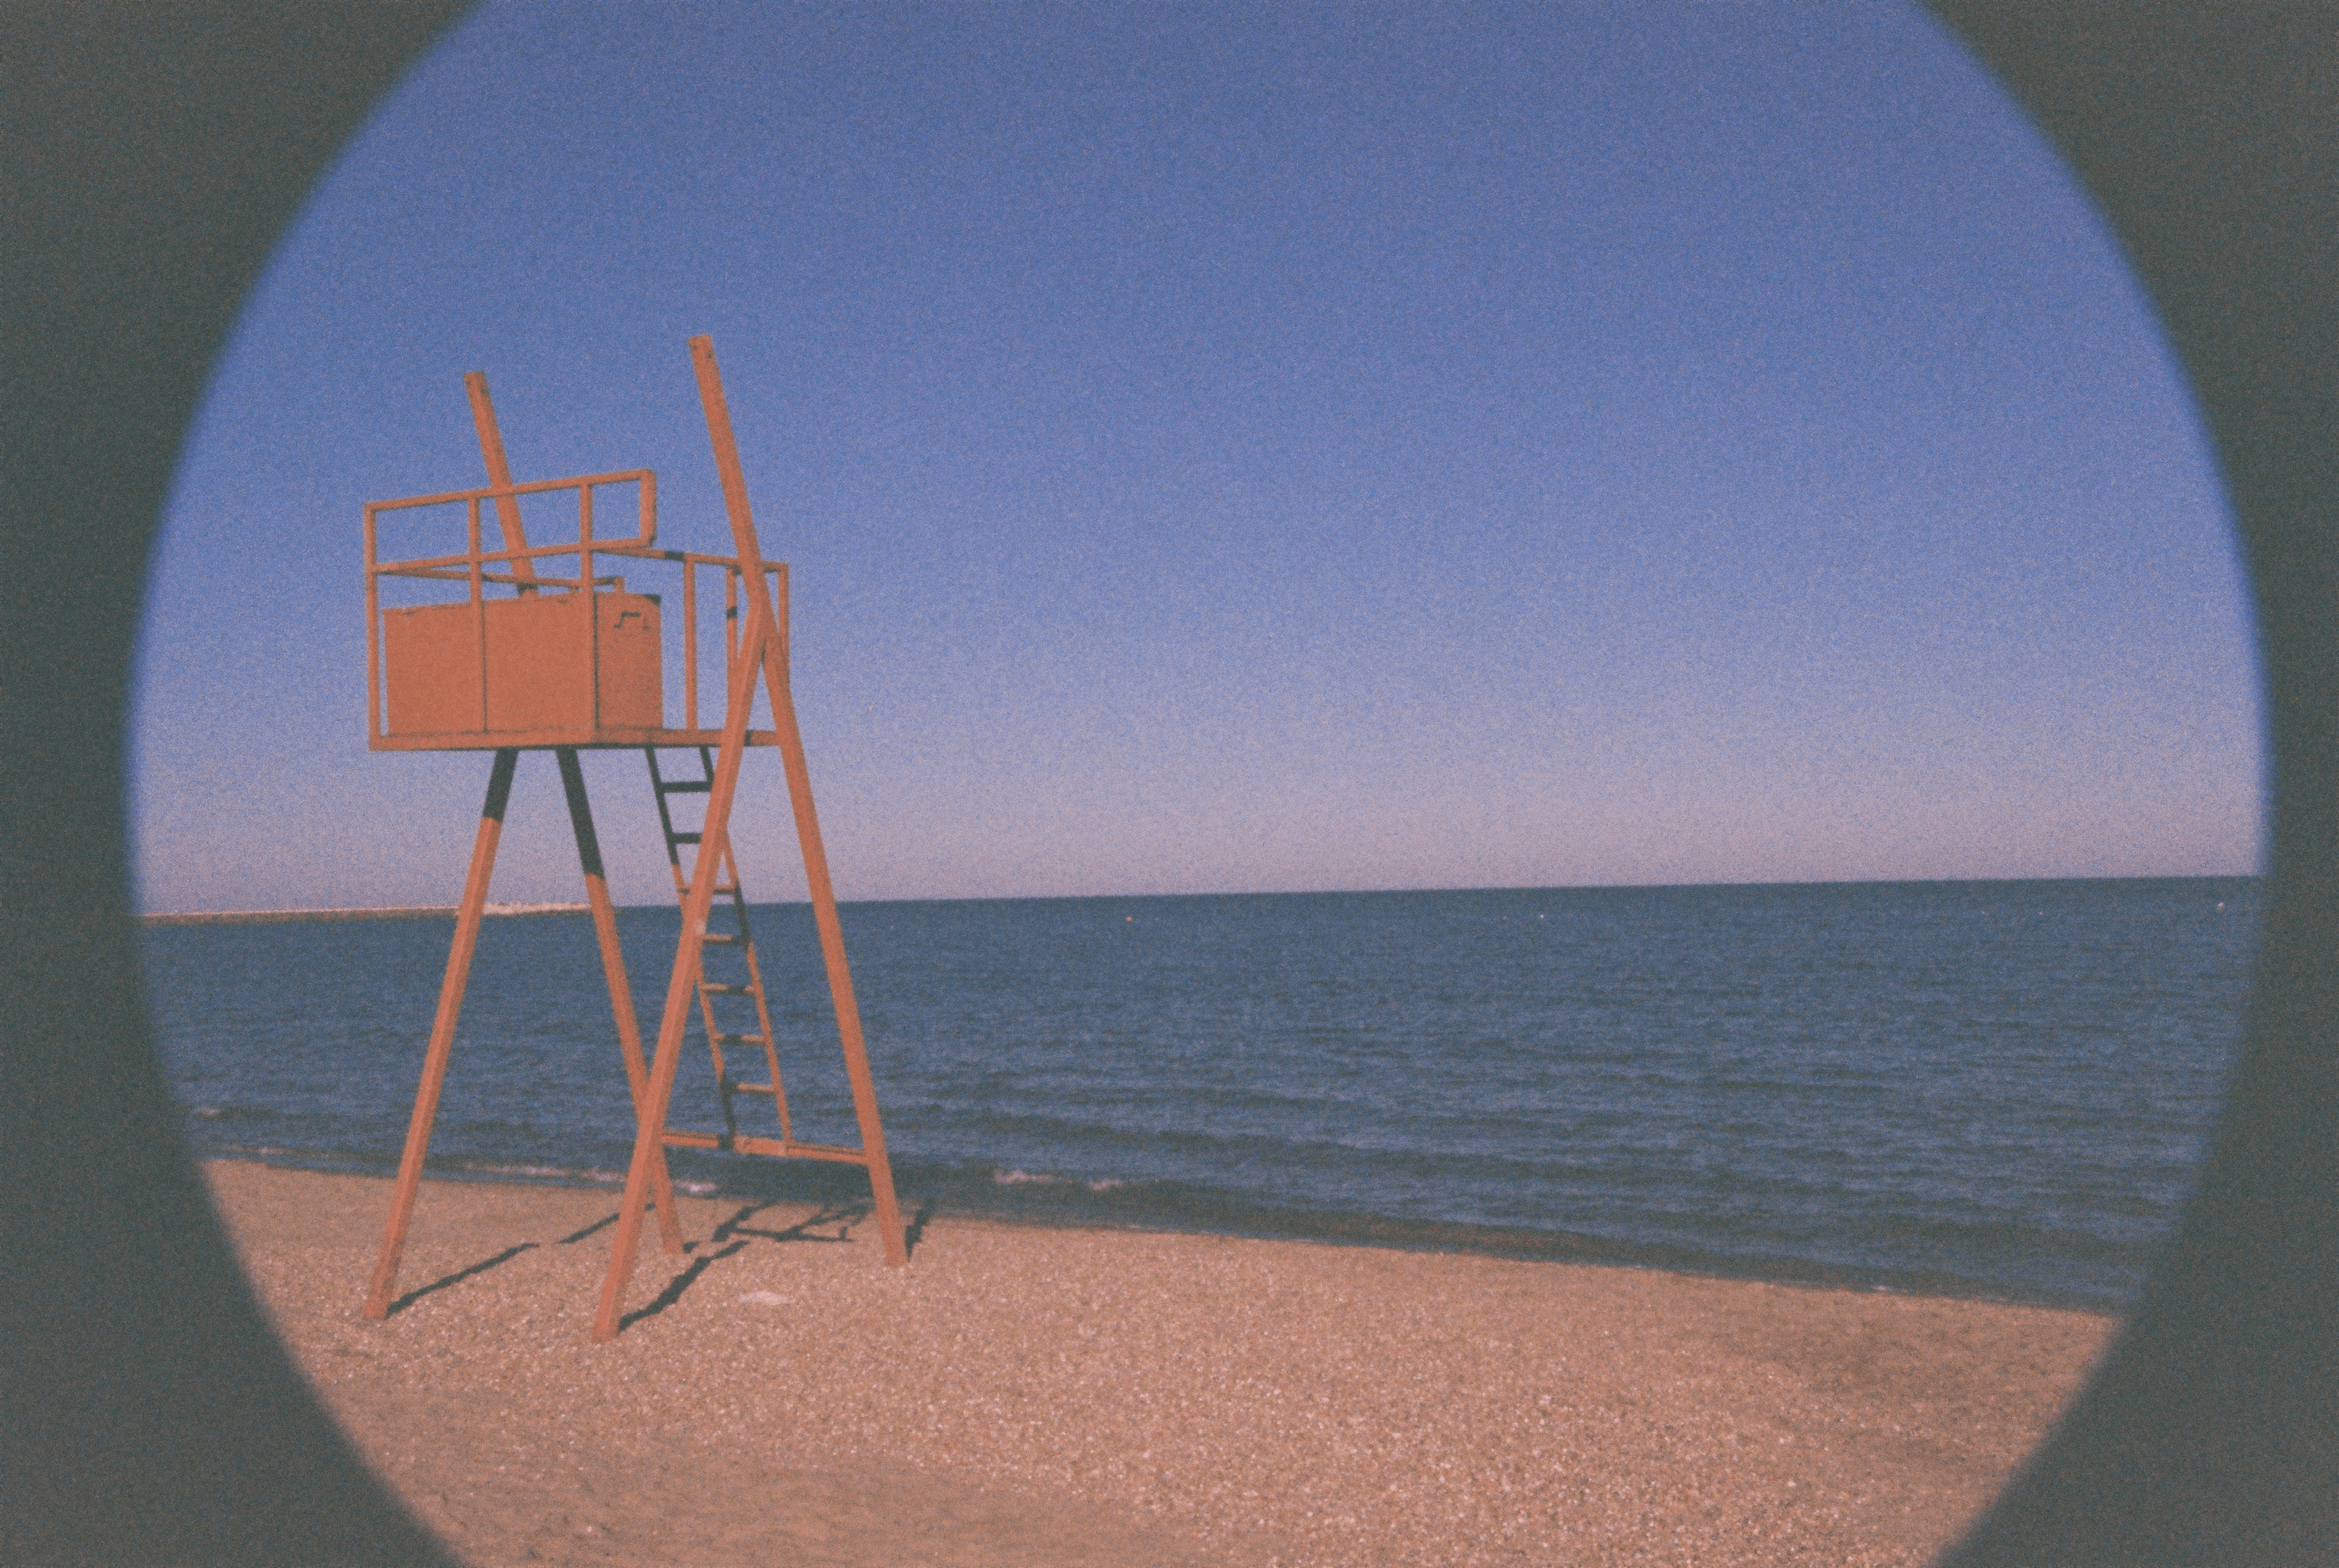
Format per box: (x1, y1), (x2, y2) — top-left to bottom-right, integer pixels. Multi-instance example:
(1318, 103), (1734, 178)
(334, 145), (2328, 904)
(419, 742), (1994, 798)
(130, 2), (2261, 913)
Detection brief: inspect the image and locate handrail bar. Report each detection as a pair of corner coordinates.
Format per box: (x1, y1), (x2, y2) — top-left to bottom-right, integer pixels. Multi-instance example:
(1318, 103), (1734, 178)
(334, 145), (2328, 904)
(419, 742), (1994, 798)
(593, 544), (785, 570)
(363, 471), (656, 578)
(362, 463), (785, 741)
(371, 539), (638, 575)
(367, 539), (781, 578)
(376, 568), (633, 589)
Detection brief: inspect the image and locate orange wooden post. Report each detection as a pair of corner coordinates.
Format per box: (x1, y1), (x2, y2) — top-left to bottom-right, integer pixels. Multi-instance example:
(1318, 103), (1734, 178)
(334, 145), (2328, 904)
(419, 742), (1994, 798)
(689, 335), (910, 1268)
(556, 747), (685, 1256)
(465, 372), (539, 593)
(596, 606), (772, 1340)
(363, 747), (518, 1319)
(471, 371), (686, 1256)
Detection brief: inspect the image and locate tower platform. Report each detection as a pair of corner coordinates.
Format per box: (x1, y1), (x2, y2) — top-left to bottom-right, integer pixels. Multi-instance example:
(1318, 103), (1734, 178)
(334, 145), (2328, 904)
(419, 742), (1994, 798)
(365, 468), (786, 752)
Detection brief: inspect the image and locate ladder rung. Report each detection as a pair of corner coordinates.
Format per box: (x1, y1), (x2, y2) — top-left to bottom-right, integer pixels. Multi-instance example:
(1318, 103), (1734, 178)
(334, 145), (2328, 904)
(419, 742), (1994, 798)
(713, 1030), (768, 1047)
(659, 778), (712, 794)
(701, 931), (742, 946)
(671, 830), (703, 845)
(661, 1130), (870, 1166)
(730, 1082), (777, 1097)
(702, 981), (754, 995)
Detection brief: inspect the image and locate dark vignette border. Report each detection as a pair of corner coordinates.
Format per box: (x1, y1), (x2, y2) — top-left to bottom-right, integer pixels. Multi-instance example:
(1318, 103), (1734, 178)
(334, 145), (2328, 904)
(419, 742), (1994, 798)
(0, 5), (2330, 1563)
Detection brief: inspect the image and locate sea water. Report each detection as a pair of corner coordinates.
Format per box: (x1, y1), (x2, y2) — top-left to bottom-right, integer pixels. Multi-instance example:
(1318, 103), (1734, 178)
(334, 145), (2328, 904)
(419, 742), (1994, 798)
(143, 878), (2256, 1311)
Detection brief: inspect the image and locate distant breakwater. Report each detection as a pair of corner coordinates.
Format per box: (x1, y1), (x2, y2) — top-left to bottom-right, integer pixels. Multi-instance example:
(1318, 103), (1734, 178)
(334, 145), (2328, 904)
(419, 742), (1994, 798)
(141, 902), (590, 927)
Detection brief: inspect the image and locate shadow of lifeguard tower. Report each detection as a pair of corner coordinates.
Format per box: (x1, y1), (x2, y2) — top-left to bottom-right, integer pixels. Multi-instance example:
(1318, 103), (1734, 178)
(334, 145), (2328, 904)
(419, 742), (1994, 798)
(358, 335), (906, 1342)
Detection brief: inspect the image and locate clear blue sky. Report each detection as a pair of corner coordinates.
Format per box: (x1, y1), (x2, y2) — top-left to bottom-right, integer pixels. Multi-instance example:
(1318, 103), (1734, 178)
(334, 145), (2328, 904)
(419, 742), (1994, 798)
(130, 2), (2260, 913)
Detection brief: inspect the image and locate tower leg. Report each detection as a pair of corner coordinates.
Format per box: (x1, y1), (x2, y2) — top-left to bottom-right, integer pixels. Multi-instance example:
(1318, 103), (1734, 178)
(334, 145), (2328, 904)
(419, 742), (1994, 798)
(595, 620), (768, 1340)
(689, 333), (910, 1268)
(555, 748), (684, 1256)
(363, 748), (519, 1319)
(769, 677), (909, 1266)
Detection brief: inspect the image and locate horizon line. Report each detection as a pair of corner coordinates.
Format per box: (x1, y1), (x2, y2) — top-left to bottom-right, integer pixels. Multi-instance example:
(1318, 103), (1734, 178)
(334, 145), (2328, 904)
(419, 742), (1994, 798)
(137, 871), (2261, 923)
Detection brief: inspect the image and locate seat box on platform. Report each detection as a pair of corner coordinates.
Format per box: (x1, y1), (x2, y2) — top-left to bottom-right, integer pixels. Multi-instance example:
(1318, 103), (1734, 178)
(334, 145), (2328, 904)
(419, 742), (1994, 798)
(382, 590), (662, 738)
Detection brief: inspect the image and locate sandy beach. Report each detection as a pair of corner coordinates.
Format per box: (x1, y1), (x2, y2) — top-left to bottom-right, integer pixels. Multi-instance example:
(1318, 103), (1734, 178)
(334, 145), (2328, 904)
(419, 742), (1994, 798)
(204, 1159), (2113, 1567)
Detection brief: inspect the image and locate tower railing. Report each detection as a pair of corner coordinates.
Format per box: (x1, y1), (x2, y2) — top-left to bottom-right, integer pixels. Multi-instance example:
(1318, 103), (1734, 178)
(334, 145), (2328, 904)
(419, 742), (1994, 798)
(363, 468), (785, 748)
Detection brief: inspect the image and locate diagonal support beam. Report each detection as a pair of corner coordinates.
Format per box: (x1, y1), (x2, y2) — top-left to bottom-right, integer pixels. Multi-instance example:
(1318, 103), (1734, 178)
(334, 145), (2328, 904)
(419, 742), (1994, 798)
(472, 375), (682, 1253)
(363, 748), (518, 1319)
(556, 747), (685, 1256)
(596, 605), (772, 1339)
(688, 335), (909, 1269)
(596, 335), (917, 1338)
(465, 371), (539, 593)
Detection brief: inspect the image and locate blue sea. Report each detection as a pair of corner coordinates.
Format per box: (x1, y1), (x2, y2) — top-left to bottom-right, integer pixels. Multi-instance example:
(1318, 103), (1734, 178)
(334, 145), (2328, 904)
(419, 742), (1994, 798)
(143, 878), (2256, 1312)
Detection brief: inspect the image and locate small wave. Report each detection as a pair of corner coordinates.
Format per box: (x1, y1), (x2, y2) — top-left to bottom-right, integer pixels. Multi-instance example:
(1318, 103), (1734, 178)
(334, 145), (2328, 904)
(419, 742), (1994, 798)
(992, 1168), (1060, 1187)
(992, 1167), (1130, 1193)
(436, 1157), (626, 1187)
(180, 1101), (285, 1125)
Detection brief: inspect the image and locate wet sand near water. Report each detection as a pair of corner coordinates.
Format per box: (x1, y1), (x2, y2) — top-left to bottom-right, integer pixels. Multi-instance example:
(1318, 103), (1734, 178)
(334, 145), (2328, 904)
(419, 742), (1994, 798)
(204, 1160), (2113, 1566)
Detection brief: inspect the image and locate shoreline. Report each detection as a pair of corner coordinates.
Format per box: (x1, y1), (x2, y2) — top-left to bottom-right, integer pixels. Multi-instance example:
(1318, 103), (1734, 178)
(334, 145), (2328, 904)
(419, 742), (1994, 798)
(205, 1157), (2113, 1566)
(191, 1141), (2129, 1315)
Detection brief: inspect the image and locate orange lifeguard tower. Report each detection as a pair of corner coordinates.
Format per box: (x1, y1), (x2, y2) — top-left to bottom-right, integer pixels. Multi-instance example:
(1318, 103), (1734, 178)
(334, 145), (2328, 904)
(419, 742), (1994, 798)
(358, 336), (907, 1342)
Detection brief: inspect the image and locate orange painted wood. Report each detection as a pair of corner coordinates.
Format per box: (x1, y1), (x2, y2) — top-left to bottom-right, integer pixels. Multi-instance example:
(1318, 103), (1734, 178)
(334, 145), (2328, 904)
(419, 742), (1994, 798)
(466, 371), (539, 593)
(596, 608), (771, 1341)
(381, 592), (662, 738)
(369, 726), (779, 753)
(659, 1131), (870, 1164)
(557, 748), (685, 1257)
(690, 335), (910, 1269)
(362, 338), (917, 1342)
(363, 748), (518, 1319)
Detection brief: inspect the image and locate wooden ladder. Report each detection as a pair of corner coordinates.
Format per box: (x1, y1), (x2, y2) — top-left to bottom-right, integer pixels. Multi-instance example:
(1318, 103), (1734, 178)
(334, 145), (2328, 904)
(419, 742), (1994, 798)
(591, 337), (908, 1340)
(647, 745), (792, 1148)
